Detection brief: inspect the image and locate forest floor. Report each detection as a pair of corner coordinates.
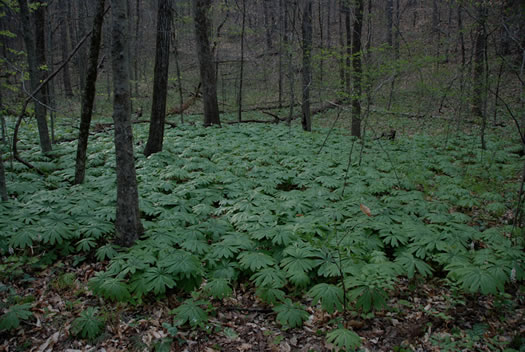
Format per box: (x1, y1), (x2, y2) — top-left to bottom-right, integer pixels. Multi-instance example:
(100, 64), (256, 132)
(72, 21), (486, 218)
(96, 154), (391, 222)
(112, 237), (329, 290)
(0, 257), (523, 351)
(1, 112), (524, 351)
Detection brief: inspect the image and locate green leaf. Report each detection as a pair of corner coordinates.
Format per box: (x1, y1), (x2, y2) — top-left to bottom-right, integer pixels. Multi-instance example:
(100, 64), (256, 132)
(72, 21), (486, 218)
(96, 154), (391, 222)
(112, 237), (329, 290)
(0, 303), (33, 331)
(10, 230), (34, 249)
(308, 283), (343, 314)
(273, 299), (309, 328)
(204, 278), (232, 299)
(143, 267), (176, 295)
(160, 250), (201, 279)
(76, 237), (97, 252)
(255, 287), (285, 305)
(238, 251), (276, 271)
(448, 265), (503, 294)
(171, 299), (209, 327)
(395, 252), (433, 279)
(99, 277), (131, 301)
(96, 244), (119, 261)
(250, 268), (286, 288)
(72, 307), (104, 340)
(326, 328), (361, 351)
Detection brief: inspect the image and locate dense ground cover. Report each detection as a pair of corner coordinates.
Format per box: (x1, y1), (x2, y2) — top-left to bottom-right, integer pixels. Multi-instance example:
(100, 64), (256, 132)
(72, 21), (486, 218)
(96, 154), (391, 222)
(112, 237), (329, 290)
(0, 117), (524, 351)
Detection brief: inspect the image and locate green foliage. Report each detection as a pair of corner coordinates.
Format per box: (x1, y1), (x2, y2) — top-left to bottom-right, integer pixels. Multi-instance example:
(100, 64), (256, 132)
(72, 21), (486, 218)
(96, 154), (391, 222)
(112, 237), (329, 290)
(308, 283), (344, 314)
(88, 272), (131, 302)
(326, 328), (361, 351)
(203, 278), (232, 299)
(273, 299), (309, 328)
(0, 303), (33, 331)
(71, 307), (104, 340)
(171, 299), (210, 328)
(2, 120), (524, 348)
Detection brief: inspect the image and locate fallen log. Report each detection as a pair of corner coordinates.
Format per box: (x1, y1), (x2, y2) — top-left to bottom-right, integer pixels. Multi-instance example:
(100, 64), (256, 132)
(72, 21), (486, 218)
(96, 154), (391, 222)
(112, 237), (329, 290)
(92, 119), (177, 132)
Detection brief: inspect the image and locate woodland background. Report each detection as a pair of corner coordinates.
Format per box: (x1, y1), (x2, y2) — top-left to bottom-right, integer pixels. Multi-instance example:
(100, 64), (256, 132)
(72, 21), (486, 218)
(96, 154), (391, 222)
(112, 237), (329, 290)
(0, 0), (524, 351)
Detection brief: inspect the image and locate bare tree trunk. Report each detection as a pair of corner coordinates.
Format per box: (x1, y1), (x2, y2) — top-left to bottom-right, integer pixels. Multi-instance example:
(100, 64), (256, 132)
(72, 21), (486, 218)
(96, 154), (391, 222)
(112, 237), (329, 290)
(74, 0), (106, 185)
(302, 0), (312, 131)
(18, 0), (52, 154)
(110, 0), (144, 247)
(237, 0), (246, 123)
(134, 0), (141, 96)
(351, 0), (363, 138)
(194, 0), (221, 126)
(278, 0), (284, 108)
(67, 0), (80, 91)
(174, 34), (184, 124)
(386, 0), (393, 46)
(286, 1), (295, 125)
(59, 0), (74, 97)
(144, 0), (173, 157)
(366, 0), (372, 54)
(458, 3), (465, 66)
(344, 0), (351, 98)
(472, 3), (487, 150)
(263, 0), (273, 51)
(432, 0), (440, 63)
(0, 90), (5, 144)
(46, 6), (57, 144)
(387, 0), (399, 110)
(0, 149), (7, 201)
(326, 0), (332, 48)
(318, 0), (323, 86)
(338, 0), (345, 91)
(77, 0), (88, 91)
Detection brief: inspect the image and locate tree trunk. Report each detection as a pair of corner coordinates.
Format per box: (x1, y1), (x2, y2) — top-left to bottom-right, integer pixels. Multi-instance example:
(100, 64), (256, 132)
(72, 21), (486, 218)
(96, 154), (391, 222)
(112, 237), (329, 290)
(301, 0), (312, 132)
(77, 0), (88, 91)
(110, 0), (144, 247)
(351, 0), (363, 138)
(59, 0), (74, 97)
(144, 0), (173, 157)
(237, 0), (246, 123)
(432, 0), (440, 65)
(194, 0), (220, 126)
(74, 0), (106, 185)
(278, 0), (284, 108)
(18, 0), (52, 154)
(386, 0), (393, 46)
(46, 6), (57, 144)
(387, 0), (399, 110)
(286, 1), (295, 125)
(0, 90), (5, 144)
(344, 0), (351, 97)
(338, 0), (345, 91)
(318, 0), (323, 86)
(263, 0), (273, 51)
(0, 150), (7, 201)
(134, 0), (141, 96)
(67, 0), (80, 91)
(174, 35), (185, 124)
(472, 3), (487, 149)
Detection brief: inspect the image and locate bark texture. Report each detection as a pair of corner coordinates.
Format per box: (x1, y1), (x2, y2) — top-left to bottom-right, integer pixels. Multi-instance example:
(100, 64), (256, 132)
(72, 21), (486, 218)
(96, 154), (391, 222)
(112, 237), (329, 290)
(194, 0), (220, 126)
(74, 0), (106, 184)
(18, 0), (52, 154)
(351, 0), (363, 138)
(0, 150), (7, 201)
(301, 0), (312, 132)
(110, 0), (144, 246)
(58, 0), (74, 97)
(144, 0), (173, 156)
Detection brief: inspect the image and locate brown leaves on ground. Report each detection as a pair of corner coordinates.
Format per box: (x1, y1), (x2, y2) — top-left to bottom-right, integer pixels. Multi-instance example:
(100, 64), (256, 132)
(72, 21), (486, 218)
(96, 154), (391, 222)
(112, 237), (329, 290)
(0, 259), (523, 352)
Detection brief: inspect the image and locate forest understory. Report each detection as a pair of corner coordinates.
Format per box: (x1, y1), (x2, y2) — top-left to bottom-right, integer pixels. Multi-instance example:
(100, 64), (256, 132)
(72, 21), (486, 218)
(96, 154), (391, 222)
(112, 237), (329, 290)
(1, 113), (524, 352)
